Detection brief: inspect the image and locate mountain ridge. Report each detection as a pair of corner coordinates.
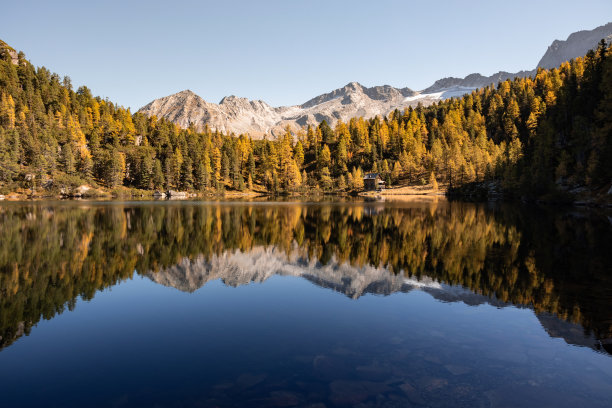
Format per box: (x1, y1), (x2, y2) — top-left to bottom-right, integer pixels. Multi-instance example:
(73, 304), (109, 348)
(538, 22), (612, 68)
(139, 22), (612, 138)
(138, 81), (425, 137)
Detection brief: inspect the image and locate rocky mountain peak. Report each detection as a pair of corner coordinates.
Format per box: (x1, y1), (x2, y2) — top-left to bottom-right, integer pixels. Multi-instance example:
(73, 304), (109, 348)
(344, 81), (364, 92)
(365, 84), (414, 100)
(537, 22), (612, 69)
(219, 95), (240, 104)
(139, 81), (424, 138)
(300, 82), (364, 109)
(161, 89), (204, 104)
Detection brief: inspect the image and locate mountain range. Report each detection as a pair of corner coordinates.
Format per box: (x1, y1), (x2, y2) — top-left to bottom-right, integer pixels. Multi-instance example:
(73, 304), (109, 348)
(138, 83), (421, 137)
(138, 22), (612, 138)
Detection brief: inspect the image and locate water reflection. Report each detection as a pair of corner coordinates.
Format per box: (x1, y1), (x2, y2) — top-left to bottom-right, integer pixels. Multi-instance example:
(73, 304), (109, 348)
(1, 200), (610, 355)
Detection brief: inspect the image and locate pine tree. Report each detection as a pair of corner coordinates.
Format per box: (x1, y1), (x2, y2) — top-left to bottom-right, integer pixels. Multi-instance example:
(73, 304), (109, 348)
(62, 144), (75, 175)
(294, 140), (304, 168)
(180, 156), (193, 190)
(319, 144), (331, 171)
(429, 171), (438, 191)
(337, 174), (347, 191)
(320, 166), (333, 190)
(106, 149), (125, 187)
(152, 159), (165, 189)
(392, 161), (402, 183)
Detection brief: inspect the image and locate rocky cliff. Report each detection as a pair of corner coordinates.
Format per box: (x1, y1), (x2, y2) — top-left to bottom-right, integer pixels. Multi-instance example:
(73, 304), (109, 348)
(537, 22), (612, 69)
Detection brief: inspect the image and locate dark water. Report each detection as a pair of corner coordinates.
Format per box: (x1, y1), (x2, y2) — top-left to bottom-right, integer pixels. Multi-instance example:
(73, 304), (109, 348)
(0, 199), (611, 408)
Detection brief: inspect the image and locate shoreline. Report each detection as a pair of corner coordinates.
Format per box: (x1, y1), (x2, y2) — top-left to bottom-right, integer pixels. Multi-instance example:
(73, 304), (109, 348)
(1, 183), (610, 208)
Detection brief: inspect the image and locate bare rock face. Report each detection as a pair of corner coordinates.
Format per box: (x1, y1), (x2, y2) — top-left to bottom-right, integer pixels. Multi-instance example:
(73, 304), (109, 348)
(537, 22), (612, 69)
(287, 82), (416, 131)
(138, 82), (419, 139)
(0, 39), (19, 65)
(137, 90), (284, 136)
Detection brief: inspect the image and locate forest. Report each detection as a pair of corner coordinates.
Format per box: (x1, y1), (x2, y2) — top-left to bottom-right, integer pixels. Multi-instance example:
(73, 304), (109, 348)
(0, 39), (611, 199)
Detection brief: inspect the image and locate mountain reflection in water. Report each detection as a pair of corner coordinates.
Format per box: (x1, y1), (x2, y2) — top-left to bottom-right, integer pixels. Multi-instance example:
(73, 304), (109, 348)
(1, 200), (610, 355)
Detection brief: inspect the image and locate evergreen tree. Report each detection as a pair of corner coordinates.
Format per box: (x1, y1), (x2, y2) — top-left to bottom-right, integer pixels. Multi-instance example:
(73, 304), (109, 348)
(62, 144), (75, 175)
(180, 156), (194, 190)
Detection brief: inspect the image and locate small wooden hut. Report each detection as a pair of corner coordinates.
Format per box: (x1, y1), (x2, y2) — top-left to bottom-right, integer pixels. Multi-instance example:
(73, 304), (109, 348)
(363, 173), (385, 191)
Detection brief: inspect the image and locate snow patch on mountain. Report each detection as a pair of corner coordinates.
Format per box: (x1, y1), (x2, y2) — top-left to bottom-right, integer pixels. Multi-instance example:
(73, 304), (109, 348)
(404, 86), (479, 102)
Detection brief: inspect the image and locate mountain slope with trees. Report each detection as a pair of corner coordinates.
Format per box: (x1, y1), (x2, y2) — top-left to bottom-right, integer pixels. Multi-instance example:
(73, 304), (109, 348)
(0, 39), (610, 201)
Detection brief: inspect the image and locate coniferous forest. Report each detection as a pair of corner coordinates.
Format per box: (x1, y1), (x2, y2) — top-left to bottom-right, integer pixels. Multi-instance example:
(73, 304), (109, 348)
(0, 39), (610, 200)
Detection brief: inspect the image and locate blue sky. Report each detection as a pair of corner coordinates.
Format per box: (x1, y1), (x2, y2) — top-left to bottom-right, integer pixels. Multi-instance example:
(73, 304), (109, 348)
(3, 0), (611, 110)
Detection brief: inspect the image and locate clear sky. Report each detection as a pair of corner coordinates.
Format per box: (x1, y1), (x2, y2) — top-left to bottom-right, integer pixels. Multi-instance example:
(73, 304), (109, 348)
(3, 0), (611, 110)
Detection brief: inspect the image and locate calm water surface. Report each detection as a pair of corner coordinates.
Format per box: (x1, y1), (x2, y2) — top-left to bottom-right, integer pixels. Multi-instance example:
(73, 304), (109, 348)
(0, 199), (611, 407)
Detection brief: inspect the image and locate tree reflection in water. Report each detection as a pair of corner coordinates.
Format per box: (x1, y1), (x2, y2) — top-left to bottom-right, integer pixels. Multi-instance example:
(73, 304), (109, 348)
(0, 200), (610, 353)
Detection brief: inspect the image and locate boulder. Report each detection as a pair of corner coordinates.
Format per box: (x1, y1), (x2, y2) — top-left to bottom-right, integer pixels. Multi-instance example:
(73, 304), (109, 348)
(166, 190), (187, 198)
(76, 185), (91, 195)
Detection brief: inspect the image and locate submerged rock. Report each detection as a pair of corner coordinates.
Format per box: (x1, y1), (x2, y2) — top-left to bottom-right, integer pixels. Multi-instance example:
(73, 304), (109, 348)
(399, 382), (426, 405)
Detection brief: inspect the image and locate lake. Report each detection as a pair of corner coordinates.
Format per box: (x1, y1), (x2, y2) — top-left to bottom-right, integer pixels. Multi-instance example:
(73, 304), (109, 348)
(0, 199), (611, 407)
